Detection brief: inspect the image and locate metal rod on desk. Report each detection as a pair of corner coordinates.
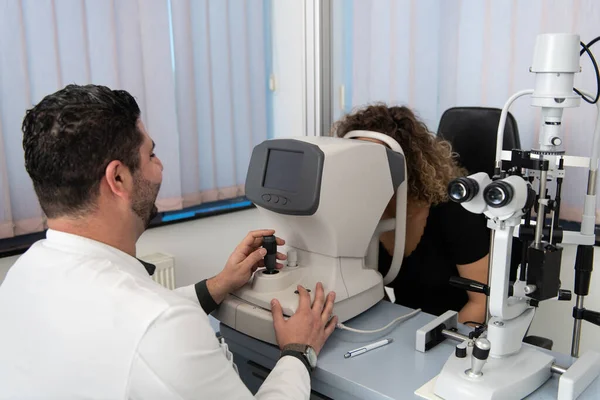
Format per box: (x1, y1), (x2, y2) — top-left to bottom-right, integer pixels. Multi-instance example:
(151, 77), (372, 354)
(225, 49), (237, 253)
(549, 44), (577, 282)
(572, 295), (585, 357)
(551, 363), (568, 375)
(442, 329), (469, 343)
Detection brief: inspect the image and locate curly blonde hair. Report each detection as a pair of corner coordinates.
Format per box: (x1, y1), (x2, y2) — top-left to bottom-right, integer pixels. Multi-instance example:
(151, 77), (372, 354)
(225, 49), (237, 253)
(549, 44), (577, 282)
(332, 104), (465, 205)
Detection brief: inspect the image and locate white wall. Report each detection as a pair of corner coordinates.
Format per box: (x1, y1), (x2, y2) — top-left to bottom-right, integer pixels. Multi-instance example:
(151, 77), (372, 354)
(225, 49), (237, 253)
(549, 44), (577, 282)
(271, 0), (305, 138)
(0, 255), (19, 283)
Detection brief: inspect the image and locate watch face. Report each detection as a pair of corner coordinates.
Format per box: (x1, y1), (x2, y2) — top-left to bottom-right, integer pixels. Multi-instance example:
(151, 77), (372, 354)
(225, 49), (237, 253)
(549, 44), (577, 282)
(305, 346), (317, 368)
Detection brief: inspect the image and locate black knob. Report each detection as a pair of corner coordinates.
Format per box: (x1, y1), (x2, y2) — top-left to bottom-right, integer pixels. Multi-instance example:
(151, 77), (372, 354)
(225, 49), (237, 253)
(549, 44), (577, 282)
(262, 235), (278, 275)
(583, 309), (600, 327)
(449, 276), (490, 296)
(455, 343), (467, 358)
(558, 289), (572, 301)
(575, 245), (594, 296)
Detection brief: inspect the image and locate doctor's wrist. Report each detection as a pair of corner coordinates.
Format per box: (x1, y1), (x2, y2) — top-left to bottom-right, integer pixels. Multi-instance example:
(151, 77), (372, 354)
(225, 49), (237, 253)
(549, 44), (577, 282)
(280, 343), (316, 374)
(206, 275), (228, 305)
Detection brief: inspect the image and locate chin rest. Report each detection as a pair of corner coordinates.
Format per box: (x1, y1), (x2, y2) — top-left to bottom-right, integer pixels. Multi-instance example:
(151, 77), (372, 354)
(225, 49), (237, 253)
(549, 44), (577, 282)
(523, 335), (554, 351)
(523, 335), (554, 350)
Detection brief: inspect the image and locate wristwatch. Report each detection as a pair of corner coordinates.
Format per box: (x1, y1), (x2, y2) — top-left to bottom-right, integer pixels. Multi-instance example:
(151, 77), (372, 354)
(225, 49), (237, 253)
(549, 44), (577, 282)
(280, 343), (317, 372)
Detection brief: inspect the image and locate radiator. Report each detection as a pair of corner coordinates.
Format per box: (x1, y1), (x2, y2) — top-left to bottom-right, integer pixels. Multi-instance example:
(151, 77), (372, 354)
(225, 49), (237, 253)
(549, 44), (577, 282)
(139, 252), (176, 290)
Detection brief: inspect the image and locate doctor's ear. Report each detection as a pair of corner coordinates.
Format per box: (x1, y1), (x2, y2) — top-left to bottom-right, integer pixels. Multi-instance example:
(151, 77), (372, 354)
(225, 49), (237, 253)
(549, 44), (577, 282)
(104, 160), (134, 197)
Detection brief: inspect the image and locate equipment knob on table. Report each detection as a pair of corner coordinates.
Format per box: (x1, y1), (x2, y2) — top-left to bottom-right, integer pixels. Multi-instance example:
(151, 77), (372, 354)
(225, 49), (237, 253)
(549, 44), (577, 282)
(455, 342), (468, 359)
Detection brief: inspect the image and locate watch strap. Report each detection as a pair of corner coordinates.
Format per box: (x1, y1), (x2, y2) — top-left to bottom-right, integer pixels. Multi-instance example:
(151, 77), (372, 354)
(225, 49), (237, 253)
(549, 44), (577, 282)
(282, 343), (309, 353)
(280, 349), (313, 374)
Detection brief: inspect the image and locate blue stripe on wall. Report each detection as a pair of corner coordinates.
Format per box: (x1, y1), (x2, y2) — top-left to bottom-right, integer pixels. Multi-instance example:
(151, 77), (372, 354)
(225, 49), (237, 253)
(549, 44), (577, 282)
(161, 199), (253, 222)
(263, 0), (274, 138)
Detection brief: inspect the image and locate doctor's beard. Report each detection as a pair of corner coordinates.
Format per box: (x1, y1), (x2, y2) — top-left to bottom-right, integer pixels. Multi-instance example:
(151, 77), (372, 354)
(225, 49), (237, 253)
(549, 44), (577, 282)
(131, 173), (161, 229)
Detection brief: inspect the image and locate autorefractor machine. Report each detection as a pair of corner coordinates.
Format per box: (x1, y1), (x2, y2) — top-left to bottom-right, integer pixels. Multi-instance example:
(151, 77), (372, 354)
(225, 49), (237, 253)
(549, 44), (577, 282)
(213, 132), (409, 345)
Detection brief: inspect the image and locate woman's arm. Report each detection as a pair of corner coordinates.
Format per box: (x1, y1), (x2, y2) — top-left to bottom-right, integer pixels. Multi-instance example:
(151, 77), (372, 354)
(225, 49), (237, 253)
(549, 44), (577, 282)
(456, 254), (489, 324)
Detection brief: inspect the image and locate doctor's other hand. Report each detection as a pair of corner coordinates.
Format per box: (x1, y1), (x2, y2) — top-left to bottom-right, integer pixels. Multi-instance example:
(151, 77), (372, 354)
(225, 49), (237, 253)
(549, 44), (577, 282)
(271, 282), (337, 355)
(207, 230), (286, 304)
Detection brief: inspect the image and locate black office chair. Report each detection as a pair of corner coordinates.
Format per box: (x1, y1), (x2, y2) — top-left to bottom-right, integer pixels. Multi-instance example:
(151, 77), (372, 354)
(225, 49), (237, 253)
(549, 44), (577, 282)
(438, 107), (521, 178)
(437, 107), (553, 350)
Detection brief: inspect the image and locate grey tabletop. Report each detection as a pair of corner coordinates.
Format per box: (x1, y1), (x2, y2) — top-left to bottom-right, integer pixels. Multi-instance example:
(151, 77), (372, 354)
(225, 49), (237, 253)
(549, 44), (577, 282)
(220, 300), (600, 400)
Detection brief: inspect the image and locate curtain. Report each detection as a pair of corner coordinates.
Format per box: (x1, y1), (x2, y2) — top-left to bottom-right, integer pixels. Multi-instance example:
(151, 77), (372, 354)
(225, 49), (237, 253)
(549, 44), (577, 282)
(333, 0), (600, 223)
(0, 0), (271, 239)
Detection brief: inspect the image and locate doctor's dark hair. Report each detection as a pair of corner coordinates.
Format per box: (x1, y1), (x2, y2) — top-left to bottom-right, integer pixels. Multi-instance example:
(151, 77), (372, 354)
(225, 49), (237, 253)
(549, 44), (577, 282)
(22, 84), (143, 218)
(332, 104), (465, 205)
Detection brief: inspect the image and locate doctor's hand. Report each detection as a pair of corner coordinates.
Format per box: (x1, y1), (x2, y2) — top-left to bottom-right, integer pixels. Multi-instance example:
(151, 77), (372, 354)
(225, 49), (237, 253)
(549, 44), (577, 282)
(271, 282), (337, 355)
(206, 229), (286, 304)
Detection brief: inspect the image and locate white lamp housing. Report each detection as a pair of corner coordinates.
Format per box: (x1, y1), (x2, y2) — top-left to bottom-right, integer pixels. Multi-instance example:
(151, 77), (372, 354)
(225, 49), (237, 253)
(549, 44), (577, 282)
(531, 33), (582, 152)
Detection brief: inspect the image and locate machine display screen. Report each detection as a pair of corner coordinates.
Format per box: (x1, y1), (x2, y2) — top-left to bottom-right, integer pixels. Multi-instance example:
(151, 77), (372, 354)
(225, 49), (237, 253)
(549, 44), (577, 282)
(263, 149), (304, 192)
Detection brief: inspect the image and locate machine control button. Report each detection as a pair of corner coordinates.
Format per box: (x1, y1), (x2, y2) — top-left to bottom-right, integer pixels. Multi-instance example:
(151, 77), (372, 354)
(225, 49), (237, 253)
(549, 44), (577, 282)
(281, 197), (288, 205)
(262, 194), (271, 202)
(272, 195), (280, 204)
(455, 343), (467, 358)
(551, 137), (563, 146)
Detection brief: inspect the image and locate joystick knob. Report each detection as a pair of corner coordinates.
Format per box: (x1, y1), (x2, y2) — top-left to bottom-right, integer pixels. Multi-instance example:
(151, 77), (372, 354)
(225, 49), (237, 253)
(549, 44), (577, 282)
(466, 338), (491, 378)
(262, 235), (278, 275)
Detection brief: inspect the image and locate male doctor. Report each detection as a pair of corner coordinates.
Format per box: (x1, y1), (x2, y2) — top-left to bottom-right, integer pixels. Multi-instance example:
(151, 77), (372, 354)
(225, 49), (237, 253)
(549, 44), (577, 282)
(0, 84), (337, 399)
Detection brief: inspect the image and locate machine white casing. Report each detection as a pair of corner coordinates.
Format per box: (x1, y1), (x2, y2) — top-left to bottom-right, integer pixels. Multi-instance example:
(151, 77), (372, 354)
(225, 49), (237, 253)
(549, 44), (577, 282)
(531, 33), (581, 107)
(213, 135), (407, 344)
(531, 33), (581, 152)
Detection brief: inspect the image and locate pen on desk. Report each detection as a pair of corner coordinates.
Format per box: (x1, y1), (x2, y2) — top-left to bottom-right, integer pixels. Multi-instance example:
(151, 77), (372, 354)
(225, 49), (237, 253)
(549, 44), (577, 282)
(344, 338), (393, 358)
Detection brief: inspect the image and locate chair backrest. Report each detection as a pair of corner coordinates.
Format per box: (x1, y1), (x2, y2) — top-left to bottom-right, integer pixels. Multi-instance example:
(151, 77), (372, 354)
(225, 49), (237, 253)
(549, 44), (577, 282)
(437, 107), (521, 177)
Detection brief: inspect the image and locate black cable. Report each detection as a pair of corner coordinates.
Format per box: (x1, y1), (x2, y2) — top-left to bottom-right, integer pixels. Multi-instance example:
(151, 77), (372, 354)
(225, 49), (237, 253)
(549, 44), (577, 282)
(579, 36), (600, 56)
(574, 39), (600, 104)
(520, 207), (532, 282)
(463, 321), (485, 327)
(553, 157), (564, 229)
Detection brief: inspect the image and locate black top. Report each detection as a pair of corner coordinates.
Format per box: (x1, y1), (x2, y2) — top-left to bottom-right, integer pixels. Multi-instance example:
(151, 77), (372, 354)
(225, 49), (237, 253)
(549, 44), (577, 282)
(378, 200), (490, 316)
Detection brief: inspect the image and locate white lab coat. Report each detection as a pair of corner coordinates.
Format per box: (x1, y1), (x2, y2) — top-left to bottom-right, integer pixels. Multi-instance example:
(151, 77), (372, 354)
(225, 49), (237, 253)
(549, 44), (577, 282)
(0, 229), (309, 399)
